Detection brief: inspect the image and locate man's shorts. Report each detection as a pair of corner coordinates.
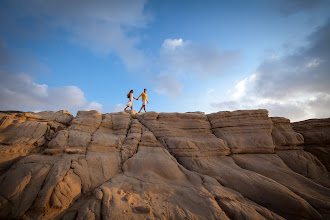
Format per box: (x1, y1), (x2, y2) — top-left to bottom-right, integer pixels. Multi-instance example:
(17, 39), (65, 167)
(142, 100), (146, 106)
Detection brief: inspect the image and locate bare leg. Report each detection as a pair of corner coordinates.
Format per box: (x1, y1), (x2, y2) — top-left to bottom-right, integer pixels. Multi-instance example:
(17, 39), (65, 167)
(124, 106), (129, 111)
(143, 105), (146, 112)
(138, 105), (144, 113)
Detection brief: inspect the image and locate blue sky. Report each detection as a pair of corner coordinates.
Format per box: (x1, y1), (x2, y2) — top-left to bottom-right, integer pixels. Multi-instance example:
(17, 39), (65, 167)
(0, 0), (329, 121)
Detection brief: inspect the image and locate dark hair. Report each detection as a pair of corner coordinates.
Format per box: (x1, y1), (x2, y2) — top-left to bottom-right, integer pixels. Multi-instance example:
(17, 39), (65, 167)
(127, 90), (133, 98)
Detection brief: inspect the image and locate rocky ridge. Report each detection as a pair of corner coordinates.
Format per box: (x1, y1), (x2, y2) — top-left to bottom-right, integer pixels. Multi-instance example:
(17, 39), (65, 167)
(0, 109), (329, 220)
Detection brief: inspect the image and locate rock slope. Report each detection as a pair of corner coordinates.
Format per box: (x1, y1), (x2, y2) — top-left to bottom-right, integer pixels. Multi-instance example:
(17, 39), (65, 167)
(0, 110), (329, 220)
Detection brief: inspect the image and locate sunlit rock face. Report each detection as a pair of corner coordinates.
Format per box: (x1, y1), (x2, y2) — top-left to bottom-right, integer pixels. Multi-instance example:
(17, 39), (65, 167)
(0, 109), (329, 220)
(207, 110), (274, 153)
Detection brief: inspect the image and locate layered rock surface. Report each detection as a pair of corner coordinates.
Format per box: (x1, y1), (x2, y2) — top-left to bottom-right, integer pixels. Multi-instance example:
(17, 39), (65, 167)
(208, 110), (274, 153)
(292, 118), (330, 171)
(271, 117), (304, 150)
(0, 109), (329, 220)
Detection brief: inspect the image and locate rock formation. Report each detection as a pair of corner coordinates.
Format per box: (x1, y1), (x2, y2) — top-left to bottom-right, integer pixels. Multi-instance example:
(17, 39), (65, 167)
(0, 109), (329, 220)
(292, 118), (330, 171)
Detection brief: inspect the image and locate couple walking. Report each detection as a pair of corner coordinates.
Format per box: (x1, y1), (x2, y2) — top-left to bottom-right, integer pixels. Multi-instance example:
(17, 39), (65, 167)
(124, 89), (149, 113)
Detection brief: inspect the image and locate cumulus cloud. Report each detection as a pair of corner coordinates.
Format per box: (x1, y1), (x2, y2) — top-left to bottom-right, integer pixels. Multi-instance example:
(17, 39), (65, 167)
(0, 41), (101, 112)
(0, 71), (89, 111)
(153, 38), (239, 98)
(84, 101), (103, 112)
(211, 20), (330, 122)
(254, 20), (330, 99)
(1, 0), (150, 70)
(232, 73), (257, 99)
(159, 38), (240, 77)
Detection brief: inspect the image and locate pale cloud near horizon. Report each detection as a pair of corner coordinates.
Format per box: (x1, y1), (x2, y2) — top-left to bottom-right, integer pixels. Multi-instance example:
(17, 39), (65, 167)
(0, 41), (103, 113)
(0, 1), (149, 113)
(111, 104), (125, 112)
(0, 71), (87, 111)
(153, 72), (183, 99)
(159, 38), (240, 77)
(211, 20), (330, 122)
(84, 101), (103, 112)
(154, 38), (240, 98)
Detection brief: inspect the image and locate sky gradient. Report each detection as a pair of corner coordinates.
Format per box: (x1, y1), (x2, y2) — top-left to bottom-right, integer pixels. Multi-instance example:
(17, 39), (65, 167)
(0, 0), (329, 122)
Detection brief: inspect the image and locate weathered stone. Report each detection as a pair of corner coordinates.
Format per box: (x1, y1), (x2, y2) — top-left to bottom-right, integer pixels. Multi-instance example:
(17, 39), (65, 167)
(276, 150), (330, 187)
(180, 156), (322, 220)
(208, 109), (275, 153)
(0, 110), (329, 220)
(137, 112), (230, 158)
(232, 154), (330, 217)
(292, 118), (330, 171)
(271, 117), (304, 150)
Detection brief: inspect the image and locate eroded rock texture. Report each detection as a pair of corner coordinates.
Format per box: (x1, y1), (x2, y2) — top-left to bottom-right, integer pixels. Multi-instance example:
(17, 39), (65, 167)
(0, 110), (329, 220)
(208, 110), (274, 153)
(271, 117), (304, 150)
(292, 118), (330, 171)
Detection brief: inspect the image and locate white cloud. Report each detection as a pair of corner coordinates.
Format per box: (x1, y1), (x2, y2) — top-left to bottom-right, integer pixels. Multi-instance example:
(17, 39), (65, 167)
(162, 38), (185, 51)
(2, 0), (150, 70)
(159, 38), (240, 77)
(211, 96), (310, 122)
(207, 88), (215, 94)
(254, 20), (330, 99)
(153, 72), (183, 99)
(153, 38), (240, 98)
(211, 20), (330, 122)
(111, 104), (125, 112)
(84, 101), (103, 112)
(306, 58), (321, 68)
(0, 71), (100, 113)
(232, 73), (258, 99)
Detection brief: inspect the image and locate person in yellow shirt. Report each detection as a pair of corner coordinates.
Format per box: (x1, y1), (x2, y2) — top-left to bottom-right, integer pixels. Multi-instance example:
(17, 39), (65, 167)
(135, 88), (149, 113)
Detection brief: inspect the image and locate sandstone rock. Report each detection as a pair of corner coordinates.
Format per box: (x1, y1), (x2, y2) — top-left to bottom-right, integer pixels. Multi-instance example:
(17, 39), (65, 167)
(231, 154), (330, 218)
(137, 112), (230, 158)
(271, 117), (304, 150)
(292, 118), (330, 171)
(48, 111), (132, 154)
(0, 110), (329, 219)
(0, 111), (72, 174)
(0, 155), (54, 219)
(276, 150), (330, 188)
(208, 109), (275, 153)
(25, 110), (73, 125)
(179, 156), (322, 220)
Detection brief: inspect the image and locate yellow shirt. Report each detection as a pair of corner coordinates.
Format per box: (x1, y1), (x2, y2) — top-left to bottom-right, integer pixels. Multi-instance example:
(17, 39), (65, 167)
(137, 92), (148, 102)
